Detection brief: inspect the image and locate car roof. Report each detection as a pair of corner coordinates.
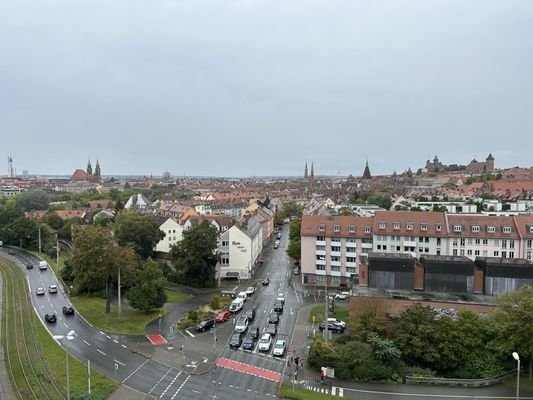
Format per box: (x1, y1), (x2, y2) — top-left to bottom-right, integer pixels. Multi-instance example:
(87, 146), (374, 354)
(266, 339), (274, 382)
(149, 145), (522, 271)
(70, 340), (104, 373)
(275, 339), (285, 344)
(261, 333), (270, 339)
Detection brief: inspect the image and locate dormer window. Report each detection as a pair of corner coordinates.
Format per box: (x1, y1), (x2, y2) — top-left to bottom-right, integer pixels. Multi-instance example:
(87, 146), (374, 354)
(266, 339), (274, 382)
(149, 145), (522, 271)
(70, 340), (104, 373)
(435, 223), (442, 231)
(378, 222), (386, 229)
(471, 225), (480, 233)
(529, 225), (533, 233)
(393, 222), (400, 230)
(420, 223), (428, 231)
(333, 224), (340, 232)
(487, 225), (496, 233)
(453, 225), (462, 232)
(319, 224), (325, 231)
(364, 226), (371, 233)
(406, 223), (414, 230)
(348, 225), (356, 233)
(503, 226), (512, 233)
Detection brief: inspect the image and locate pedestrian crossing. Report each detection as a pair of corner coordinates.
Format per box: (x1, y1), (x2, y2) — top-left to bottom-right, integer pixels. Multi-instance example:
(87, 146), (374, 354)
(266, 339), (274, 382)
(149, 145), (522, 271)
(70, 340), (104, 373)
(304, 385), (344, 397)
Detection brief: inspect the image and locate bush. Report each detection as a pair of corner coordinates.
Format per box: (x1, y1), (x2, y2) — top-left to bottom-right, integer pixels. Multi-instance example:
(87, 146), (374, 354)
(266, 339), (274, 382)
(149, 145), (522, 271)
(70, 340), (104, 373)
(188, 309), (199, 322)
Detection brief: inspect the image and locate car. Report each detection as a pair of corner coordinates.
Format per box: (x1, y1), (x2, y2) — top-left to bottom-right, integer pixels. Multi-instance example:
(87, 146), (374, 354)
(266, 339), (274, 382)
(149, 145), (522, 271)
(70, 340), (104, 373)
(62, 306), (75, 315)
(273, 241), (280, 249)
(272, 339), (286, 356)
(229, 298), (244, 313)
(45, 313), (57, 323)
(276, 293), (285, 305)
(245, 286), (255, 296)
(236, 291), (247, 302)
(319, 321), (345, 333)
(276, 233), (281, 240)
(35, 287), (45, 296)
(327, 318), (346, 328)
(38, 261), (48, 270)
(249, 325), (260, 340)
(262, 277), (270, 286)
(245, 308), (256, 321)
(274, 300), (284, 313)
(196, 319), (215, 332)
(235, 315), (249, 333)
(48, 284), (58, 294)
(258, 333), (272, 352)
(220, 290), (237, 299)
(242, 333), (257, 350)
(335, 292), (350, 300)
(8, 249), (15, 255)
(268, 312), (280, 325)
(265, 323), (278, 336)
(215, 310), (231, 323)
(26, 263), (34, 270)
(229, 332), (243, 349)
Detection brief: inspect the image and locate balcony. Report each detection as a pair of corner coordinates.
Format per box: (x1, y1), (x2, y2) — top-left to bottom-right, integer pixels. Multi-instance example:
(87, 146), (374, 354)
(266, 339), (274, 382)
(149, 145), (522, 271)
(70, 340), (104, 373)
(330, 251), (341, 257)
(346, 261), (357, 268)
(404, 251), (417, 258)
(331, 260), (341, 267)
(315, 269), (326, 275)
(331, 240), (341, 246)
(316, 259), (326, 266)
(316, 240), (326, 246)
(344, 272), (355, 277)
(346, 242), (357, 248)
(330, 270), (341, 277)
(315, 250), (326, 256)
(361, 242), (373, 249)
(403, 240), (416, 247)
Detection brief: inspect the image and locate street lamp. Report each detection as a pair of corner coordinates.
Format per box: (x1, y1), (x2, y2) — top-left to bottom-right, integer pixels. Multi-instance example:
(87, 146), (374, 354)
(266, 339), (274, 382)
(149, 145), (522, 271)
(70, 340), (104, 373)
(512, 352), (520, 400)
(53, 330), (75, 400)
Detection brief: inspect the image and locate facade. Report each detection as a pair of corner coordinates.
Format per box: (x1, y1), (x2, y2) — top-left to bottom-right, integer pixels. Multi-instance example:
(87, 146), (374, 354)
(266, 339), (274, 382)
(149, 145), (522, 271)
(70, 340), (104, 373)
(124, 193), (151, 211)
(155, 217), (184, 253)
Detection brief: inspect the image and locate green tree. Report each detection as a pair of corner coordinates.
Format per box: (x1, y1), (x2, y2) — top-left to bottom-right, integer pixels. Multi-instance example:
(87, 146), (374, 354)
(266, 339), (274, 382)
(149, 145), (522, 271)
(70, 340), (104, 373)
(15, 190), (50, 211)
(170, 221), (218, 288)
(367, 333), (401, 363)
(393, 303), (440, 368)
(350, 297), (390, 341)
(286, 238), (301, 260)
(127, 258), (167, 312)
(41, 212), (64, 231)
(337, 207), (354, 216)
(113, 210), (165, 259)
(7, 216), (40, 248)
(367, 192), (392, 210)
(289, 218), (301, 241)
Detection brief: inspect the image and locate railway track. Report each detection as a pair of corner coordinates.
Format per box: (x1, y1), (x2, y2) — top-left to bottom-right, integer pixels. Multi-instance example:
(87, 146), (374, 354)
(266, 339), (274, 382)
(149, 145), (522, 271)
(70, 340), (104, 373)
(0, 258), (67, 400)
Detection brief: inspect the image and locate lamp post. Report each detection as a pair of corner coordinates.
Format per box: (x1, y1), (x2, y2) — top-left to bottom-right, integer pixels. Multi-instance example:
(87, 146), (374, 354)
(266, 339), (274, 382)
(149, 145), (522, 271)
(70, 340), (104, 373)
(512, 352), (520, 400)
(53, 330), (75, 400)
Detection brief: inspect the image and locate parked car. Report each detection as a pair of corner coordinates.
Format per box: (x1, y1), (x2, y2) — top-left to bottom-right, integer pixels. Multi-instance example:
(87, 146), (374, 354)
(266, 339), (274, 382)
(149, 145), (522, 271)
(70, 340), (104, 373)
(26, 263), (34, 270)
(62, 306), (75, 315)
(235, 315), (249, 333)
(265, 323), (278, 336)
(35, 287), (45, 296)
(229, 332), (243, 349)
(249, 325), (260, 340)
(196, 319), (215, 332)
(45, 313), (57, 323)
(245, 308), (256, 321)
(276, 293), (285, 305)
(245, 286), (255, 296)
(273, 241), (280, 249)
(274, 300), (284, 313)
(242, 333), (257, 350)
(258, 333), (272, 352)
(48, 284), (58, 294)
(236, 291), (247, 302)
(215, 310), (231, 323)
(293, 267), (301, 275)
(327, 318), (346, 328)
(262, 277), (270, 286)
(220, 290), (237, 299)
(335, 292), (350, 300)
(319, 321), (345, 333)
(229, 298), (244, 313)
(272, 339), (286, 356)
(268, 312), (280, 325)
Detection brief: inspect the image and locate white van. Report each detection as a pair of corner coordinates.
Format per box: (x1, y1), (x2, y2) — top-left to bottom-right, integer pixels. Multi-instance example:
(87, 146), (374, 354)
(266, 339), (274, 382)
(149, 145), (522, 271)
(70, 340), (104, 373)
(229, 298), (244, 313)
(237, 291), (247, 302)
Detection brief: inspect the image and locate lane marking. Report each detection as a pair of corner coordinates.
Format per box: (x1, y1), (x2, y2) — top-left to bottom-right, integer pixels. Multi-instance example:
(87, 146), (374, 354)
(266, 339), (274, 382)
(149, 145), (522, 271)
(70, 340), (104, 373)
(114, 359), (125, 367)
(83, 340), (91, 346)
(113, 339), (119, 344)
(97, 349), (106, 356)
(121, 344), (127, 349)
(106, 335), (111, 339)
(147, 368), (173, 394)
(185, 330), (195, 338)
(161, 372), (181, 397)
(171, 374), (190, 399)
(122, 359), (149, 383)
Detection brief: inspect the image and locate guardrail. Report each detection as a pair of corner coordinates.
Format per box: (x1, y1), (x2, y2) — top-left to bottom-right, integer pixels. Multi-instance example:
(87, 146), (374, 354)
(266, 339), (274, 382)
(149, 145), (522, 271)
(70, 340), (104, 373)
(406, 369), (517, 387)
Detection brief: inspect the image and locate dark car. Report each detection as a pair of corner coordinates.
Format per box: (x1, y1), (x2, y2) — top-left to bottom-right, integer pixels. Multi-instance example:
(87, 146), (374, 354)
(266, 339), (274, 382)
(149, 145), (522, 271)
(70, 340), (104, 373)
(26, 263), (34, 269)
(62, 306), (75, 315)
(273, 300), (284, 313)
(229, 332), (243, 349)
(249, 325), (260, 340)
(196, 319), (215, 332)
(262, 277), (269, 286)
(8, 249), (15, 255)
(319, 321), (345, 333)
(45, 313), (57, 323)
(245, 308), (256, 321)
(242, 333), (257, 350)
(265, 323), (278, 336)
(268, 312), (280, 325)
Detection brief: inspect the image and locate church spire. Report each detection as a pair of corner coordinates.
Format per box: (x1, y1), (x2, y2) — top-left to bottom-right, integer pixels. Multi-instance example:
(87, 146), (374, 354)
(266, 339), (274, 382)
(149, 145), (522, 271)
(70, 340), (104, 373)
(310, 162), (314, 177)
(304, 162), (308, 179)
(94, 157), (101, 180)
(362, 160), (372, 179)
(86, 157), (93, 175)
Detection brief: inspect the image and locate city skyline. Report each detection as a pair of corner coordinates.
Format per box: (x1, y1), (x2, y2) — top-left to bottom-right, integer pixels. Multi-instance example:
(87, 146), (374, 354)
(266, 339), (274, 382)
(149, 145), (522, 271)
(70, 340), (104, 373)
(1, 1), (533, 177)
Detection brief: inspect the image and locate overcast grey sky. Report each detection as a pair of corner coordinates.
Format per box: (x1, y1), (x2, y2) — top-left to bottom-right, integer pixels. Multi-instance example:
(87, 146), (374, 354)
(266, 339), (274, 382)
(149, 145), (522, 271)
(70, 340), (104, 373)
(1, 1), (532, 177)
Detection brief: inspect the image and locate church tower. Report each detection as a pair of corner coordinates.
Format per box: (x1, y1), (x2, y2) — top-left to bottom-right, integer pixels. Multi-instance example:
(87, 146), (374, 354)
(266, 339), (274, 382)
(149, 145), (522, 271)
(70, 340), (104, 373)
(304, 162), (308, 179)
(310, 162), (314, 179)
(485, 153), (494, 172)
(94, 158), (101, 181)
(362, 160), (372, 179)
(86, 158), (93, 175)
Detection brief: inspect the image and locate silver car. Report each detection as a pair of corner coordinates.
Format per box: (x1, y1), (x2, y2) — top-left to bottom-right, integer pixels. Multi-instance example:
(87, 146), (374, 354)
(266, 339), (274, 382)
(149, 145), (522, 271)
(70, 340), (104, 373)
(272, 339), (286, 356)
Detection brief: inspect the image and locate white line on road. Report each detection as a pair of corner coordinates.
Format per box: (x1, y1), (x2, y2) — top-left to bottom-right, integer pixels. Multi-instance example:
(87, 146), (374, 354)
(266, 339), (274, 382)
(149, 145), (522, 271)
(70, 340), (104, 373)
(122, 359), (149, 383)
(106, 335), (111, 339)
(121, 344), (127, 349)
(161, 372), (181, 398)
(83, 340), (90, 346)
(185, 330), (195, 338)
(171, 374), (191, 400)
(96, 349), (106, 356)
(99, 331), (105, 335)
(148, 368), (173, 394)
(113, 339), (118, 344)
(63, 322), (68, 328)
(114, 359), (125, 367)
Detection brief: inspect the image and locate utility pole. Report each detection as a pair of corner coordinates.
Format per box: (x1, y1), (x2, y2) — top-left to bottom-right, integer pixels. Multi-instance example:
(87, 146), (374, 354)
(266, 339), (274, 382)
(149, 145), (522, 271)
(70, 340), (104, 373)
(117, 267), (121, 317)
(324, 276), (329, 342)
(56, 240), (60, 273)
(38, 227), (41, 253)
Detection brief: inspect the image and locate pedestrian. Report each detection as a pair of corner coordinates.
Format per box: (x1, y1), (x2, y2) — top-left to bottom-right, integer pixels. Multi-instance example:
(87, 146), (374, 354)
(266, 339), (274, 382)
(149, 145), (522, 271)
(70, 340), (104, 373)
(320, 368), (324, 383)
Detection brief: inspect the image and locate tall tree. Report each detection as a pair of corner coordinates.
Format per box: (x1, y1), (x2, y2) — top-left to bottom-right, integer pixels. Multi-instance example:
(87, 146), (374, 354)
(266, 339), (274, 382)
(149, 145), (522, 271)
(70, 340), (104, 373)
(15, 190), (50, 211)
(127, 258), (167, 312)
(113, 210), (165, 259)
(350, 297), (390, 341)
(170, 221), (218, 288)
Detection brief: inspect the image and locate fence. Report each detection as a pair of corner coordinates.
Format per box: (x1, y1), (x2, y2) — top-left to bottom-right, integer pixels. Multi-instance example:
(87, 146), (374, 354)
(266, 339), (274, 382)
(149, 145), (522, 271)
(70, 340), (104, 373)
(406, 369), (517, 387)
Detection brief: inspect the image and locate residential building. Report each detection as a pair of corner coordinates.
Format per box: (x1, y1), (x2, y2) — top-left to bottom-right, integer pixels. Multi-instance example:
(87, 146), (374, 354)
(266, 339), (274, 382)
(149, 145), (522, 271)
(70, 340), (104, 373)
(155, 217), (184, 254)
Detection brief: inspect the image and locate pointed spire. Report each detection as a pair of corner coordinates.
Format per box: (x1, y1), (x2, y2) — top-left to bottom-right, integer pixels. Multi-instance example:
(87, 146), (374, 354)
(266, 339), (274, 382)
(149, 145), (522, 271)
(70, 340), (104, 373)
(94, 157), (101, 179)
(86, 157), (93, 175)
(310, 162), (314, 177)
(304, 162), (308, 179)
(362, 160), (372, 179)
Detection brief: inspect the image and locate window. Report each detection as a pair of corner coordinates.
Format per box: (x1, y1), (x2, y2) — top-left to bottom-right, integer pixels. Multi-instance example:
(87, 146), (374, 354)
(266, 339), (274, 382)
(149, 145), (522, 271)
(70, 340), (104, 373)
(319, 224), (325, 231)
(383, 245), (387, 250)
(493, 251), (499, 257)
(393, 222), (401, 230)
(475, 238), (480, 245)
(346, 256), (356, 263)
(377, 244), (382, 250)
(331, 246), (341, 252)
(425, 237), (429, 243)
(460, 249), (465, 256)
(396, 246), (401, 251)
(333, 224), (340, 232)
(460, 238), (465, 247)
(452, 239), (458, 247)
(364, 226), (371, 233)
(378, 222), (386, 229)
(437, 238), (441, 246)
(475, 250), (480, 256)
(420, 223), (428, 231)
(346, 267), (356, 274)
(487, 226), (496, 233)
(418, 247), (423, 253)
(467, 249), (473, 256)
(471, 225), (480, 233)
(331, 256), (340, 262)
(509, 240), (515, 249)
(529, 225), (533, 233)
(316, 245), (326, 251)
(502, 240), (507, 248)
(509, 251), (515, 258)
(316, 264), (325, 271)
(527, 251), (532, 260)
(453, 249), (458, 256)
(221, 240), (229, 247)
(483, 250), (488, 256)
(527, 239), (532, 249)
(453, 225), (462, 232)
(331, 265), (340, 272)
(436, 249), (441, 255)
(221, 257), (229, 265)
(419, 237), (424, 243)
(467, 238), (473, 245)
(406, 223), (414, 230)
(503, 226), (512, 233)
(502, 251), (507, 258)
(482, 239), (488, 245)
(348, 225), (356, 232)
(316, 255), (325, 260)
(494, 239), (499, 246)
(435, 223), (442, 231)
(317, 236), (325, 241)
(331, 275), (340, 283)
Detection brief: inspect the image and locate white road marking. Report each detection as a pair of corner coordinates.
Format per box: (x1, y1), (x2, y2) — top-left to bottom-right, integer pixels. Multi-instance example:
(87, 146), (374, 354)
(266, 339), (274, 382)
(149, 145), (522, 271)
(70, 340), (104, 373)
(106, 335), (111, 339)
(148, 368), (173, 394)
(161, 371), (181, 397)
(114, 359), (125, 366)
(185, 330), (195, 338)
(96, 349), (106, 356)
(122, 359), (149, 383)
(113, 339), (118, 344)
(121, 344), (127, 349)
(99, 331), (105, 335)
(64, 322), (68, 328)
(83, 340), (90, 346)
(171, 375), (190, 400)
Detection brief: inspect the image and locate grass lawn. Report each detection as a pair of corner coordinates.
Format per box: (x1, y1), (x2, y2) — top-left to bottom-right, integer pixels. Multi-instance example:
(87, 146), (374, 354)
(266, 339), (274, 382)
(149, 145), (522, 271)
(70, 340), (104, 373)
(165, 289), (192, 303)
(29, 250), (70, 276)
(70, 296), (161, 335)
(309, 304), (349, 324)
(279, 384), (355, 400)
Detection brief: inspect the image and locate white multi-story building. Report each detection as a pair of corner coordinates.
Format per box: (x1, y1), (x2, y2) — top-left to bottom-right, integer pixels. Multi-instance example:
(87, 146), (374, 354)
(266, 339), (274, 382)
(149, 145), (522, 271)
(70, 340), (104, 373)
(154, 217), (184, 253)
